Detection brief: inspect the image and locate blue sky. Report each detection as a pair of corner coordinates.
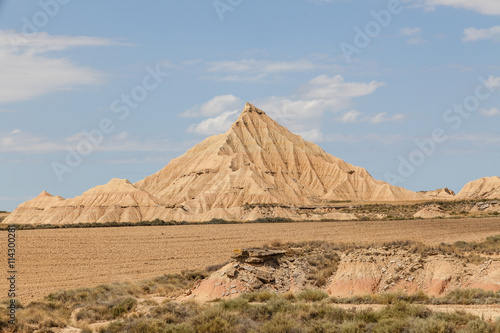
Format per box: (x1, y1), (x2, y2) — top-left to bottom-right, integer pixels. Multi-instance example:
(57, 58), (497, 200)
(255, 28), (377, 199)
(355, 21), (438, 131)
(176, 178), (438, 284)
(1, 0), (499, 211)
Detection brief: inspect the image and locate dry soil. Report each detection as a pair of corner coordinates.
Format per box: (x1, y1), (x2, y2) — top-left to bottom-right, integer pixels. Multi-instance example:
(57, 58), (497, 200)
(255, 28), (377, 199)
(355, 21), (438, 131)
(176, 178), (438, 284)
(2, 217), (500, 303)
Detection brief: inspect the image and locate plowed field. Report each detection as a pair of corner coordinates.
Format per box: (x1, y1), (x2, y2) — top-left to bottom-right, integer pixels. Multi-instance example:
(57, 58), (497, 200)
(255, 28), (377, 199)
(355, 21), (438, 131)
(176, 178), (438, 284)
(2, 217), (500, 303)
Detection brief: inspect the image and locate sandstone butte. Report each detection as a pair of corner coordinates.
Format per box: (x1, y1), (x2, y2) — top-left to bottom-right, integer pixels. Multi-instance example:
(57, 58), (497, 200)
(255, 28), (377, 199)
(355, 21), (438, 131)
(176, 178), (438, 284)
(4, 103), (500, 224)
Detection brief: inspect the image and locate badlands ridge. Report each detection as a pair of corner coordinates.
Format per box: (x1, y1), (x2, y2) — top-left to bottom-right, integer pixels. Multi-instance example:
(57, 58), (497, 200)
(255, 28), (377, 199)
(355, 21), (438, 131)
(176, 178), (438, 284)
(4, 103), (500, 224)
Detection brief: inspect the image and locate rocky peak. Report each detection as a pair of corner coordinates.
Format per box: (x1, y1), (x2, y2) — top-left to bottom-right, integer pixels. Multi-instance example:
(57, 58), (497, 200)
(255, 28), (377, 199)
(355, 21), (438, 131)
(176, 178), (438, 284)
(241, 102), (265, 115)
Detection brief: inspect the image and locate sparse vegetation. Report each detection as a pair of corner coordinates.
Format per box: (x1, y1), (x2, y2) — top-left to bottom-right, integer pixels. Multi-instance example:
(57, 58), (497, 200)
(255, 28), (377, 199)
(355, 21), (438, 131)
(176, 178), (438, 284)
(342, 199), (499, 220)
(1, 198), (498, 230)
(0, 216), (294, 230)
(0, 271), (206, 332)
(101, 295), (499, 332)
(3, 237), (500, 331)
(6, 291), (498, 332)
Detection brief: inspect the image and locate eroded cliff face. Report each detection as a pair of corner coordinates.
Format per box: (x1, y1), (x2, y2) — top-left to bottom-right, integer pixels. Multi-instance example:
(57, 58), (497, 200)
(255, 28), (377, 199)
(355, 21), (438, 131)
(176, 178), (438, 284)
(457, 176), (500, 200)
(327, 247), (500, 297)
(184, 245), (500, 301)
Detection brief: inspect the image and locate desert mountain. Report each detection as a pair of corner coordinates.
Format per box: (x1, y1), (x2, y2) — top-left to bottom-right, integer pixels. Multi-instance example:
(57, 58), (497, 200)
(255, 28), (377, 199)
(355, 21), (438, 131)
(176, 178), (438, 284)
(5, 103), (498, 224)
(4, 191), (65, 224)
(135, 103), (423, 214)
(456, 176), (500, 200)
(4, 179), (162, 224)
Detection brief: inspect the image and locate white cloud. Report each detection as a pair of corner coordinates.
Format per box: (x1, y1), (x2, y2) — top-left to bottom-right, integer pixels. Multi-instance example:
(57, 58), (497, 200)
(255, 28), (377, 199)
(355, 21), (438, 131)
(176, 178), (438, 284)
(204, 73), (269, 83)
(337, 110), (404, 124)
(186, 75), (386, 140)
(324, 133), (406, 145)
(0, 30), (127, 52)
(187, 111), (239, 135)
(338, 110), (363, 123)
(400, 27), (426, 45)
(180, 94), (243, 117)
(400, 28), (422, 36)
(370, 112), (404, 124)
(0, 30), (125, 104)
(297, 128), (325, 142)
(480, 107), (500, 117)
(207, 59), (318, 74)
(449, 133), (500, 145)
(252, 75), (384, 134)
(406, 37), (426, 45)
(0, 130), (174, 153)
(463, 26), (500, 42)
(295, 75), (383, 101)
(204, 58), (342, 82)
(486, 75), (500, 89)
(421, 0), (500, 15)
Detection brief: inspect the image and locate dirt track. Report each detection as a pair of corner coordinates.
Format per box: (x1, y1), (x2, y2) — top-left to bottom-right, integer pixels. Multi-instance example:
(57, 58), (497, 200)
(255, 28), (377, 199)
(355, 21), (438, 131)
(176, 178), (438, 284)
(2, 217), (500, 303)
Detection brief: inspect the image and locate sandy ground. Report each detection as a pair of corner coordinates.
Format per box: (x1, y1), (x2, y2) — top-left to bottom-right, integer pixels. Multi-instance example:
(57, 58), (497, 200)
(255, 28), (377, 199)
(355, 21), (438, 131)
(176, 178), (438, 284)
(1, 217), (500, 304)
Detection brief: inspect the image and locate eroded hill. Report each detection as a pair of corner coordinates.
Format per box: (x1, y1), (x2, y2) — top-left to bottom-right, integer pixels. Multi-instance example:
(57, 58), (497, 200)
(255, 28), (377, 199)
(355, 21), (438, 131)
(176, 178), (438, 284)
(3, 104), (500, 224)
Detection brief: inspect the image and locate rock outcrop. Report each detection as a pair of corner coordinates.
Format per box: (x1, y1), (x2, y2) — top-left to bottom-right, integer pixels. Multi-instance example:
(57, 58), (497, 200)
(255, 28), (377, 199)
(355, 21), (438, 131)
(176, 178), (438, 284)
(328, 247), (500, 297)
(419, 188), (456, 200)
(413, 205), (450, 219)
(185, 247), (319, 301)
(185, 245), (500, 301)
(456, 176), (500, 200)
(470, 201), (500, 213)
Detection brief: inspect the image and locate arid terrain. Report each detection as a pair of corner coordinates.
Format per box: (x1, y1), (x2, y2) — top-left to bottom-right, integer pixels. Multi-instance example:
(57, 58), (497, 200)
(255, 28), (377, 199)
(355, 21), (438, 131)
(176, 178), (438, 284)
(3, 220), (500, 332)
(2, 217), (500, 304)
(6, 104), (500, 225)
(0, 212), (9, 223)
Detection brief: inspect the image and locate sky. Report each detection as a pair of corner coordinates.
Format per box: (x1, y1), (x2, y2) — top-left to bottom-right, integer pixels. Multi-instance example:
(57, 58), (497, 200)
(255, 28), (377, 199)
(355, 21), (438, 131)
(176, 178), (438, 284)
(0, 0), (499, 211)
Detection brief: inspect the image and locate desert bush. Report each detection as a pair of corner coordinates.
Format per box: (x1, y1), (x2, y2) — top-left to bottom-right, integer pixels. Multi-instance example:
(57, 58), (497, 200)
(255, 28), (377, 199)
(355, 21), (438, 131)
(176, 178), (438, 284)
(220, 298), (249, 311)
(15, 301), (70, 328)
(140, 271), (206, 296)
(260, 313), (299, 333)
(111, 297), (137, 318)
(432, 288), (500, 305)
(149, 301), (200, 324)
(98, 320), (124, 333)
(242, 290), (276, 303)
(459, 319), (493, 333)
(192, 308), (237, 333)
(297, 290), (329, 302)
(75, 305), (112, 322)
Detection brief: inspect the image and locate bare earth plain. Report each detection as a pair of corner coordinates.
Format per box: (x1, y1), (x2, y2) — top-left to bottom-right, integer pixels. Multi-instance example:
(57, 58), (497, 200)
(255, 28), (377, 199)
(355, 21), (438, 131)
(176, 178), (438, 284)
(2, 217), (500, 304)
